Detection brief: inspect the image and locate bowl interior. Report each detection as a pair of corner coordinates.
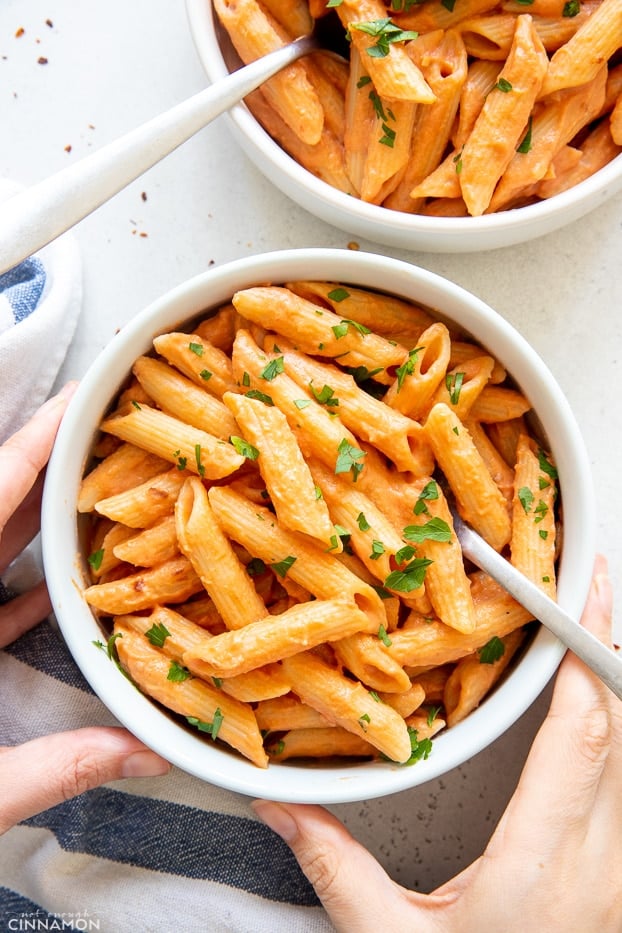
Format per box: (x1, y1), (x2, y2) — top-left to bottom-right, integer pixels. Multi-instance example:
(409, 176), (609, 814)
(42, 248), (595, 802)
(185, 0), (622, 252)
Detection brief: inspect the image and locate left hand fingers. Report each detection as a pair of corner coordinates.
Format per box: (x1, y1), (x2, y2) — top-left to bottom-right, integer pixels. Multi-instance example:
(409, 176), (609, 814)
(0, 580), (51, 648)
(0, 383), (77, 535)
(0, 471), (45, 575)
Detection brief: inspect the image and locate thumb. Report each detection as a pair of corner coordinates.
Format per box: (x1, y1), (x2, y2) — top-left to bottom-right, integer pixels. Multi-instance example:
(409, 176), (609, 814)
(0, 726), (171, 833)
(252, 801), (424, 933)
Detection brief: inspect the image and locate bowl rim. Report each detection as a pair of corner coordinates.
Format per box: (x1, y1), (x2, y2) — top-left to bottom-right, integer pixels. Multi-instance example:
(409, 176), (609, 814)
(42, 247), (595, 803)
(184, 0), (622, 251)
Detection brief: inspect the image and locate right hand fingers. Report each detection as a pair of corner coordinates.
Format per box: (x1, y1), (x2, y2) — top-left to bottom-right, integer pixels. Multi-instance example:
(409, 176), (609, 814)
(252, 801), (429, 933)
(0, 726), (170, 834)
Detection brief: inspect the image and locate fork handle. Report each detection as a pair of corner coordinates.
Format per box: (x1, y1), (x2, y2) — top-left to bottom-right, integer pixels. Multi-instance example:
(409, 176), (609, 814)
(0, 36), (315, 275)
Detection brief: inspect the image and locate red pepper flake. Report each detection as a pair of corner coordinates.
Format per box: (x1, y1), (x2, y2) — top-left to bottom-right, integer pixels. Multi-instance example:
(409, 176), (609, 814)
(64, 144), (72, 153)
(15, 26), (25, 37)
(139, 232), (148, 238)
(46, 18), (54, 27)
(347, 241), (360, 251)
(141, 191), (147, 202)
(37, 56), (48, 64)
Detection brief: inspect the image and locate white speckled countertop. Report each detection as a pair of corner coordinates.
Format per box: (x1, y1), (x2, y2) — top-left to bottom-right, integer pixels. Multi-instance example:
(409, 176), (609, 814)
(1, 0), (620, 899)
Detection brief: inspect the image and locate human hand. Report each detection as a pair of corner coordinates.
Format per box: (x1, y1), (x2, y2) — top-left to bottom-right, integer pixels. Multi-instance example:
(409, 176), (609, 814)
(253, 556), (621, 933)
(0, 386), (170, 835)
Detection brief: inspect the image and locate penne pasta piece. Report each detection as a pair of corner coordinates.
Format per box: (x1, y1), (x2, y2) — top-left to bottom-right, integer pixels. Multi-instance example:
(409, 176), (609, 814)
(395, 0), (499, 32)
(285, 280), (435, 339)
(383, 322), (452, 420)
(132, 356), (239, 439)
(223, 390), (335, 547)
(452, 59), (502, 149)
(184, 598), (376, 679)
(86, 520), (134, 580)
(84, 555), (203, 615)
(360, 97), (418, 204)
(378, 682), (426, 718)
(78, 443), (168, 512)
(405, 710), (446, 740)
(213, 0), (324, 145)
(100, 405), (245, 480)
(152, 332), (237, 399)
(467, 385), (531, 422)
(268, 726), (377, 761)
(245, 88), (357, 195)
(175, 476), (267, 629)
(535, 118), (622, 199)
(94, 468), (186, 528)
(486, 416), (527, 468)
(114, 622), (268, 768)
(112, 515), (179, 567)
(385, 29), (468, 212)
(255, 694), (333, 732)
(510, 435), (558, 598)
(449, 341), (506, 384)
(540, 0), (622, 97)
(426, 355), (495, 420)
(465, 419), (515, 503)
(333, 633), (412, 693)
(489, 66), (607, 212)
(259, 0), (314, 37)
(424, 403), (511, 552)
(459, 15), (549, 216)
(443, 628), (525, 726)
(232, 285), (407, 380)
(194, 304), (241, 352)
(281, 650), (413, 762)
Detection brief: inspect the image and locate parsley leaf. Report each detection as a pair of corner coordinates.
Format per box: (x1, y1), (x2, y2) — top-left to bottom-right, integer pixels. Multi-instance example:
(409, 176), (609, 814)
(167, 660), (192, 682)
(478, 636), (505, 664)
(230, 436), (260, 460)
(270, 555), (297, 578)
(328, 287), (350, 302)
(351, 18), (418, 58)
(402, 517), (452, 543)
(145, 622), (171, 647)
(384, 557), (433, 592)
(187, 709), (224, 741)
(260, 356), (285, 381)
(335, 438), (366, 481)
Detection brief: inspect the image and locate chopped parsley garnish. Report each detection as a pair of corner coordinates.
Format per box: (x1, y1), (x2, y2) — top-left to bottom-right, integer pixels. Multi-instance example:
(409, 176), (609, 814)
(93, 630), (123, 661)
(370, 690), (382, 702)
(195, 444), (205, 477)
(539, 529), (549, 540)
(370, 539), (386, 560)
(145, 621), (171, 647)
(414, 480), (439, 515)
(358, 713), (371, 730)
(563, 0), (580, 13)
(260, 356), (284, 381)
(88, 548), (105, 571)
(167, 660), (192, 682)
(538, 448), (558, 481)
(335, 438), (366, 481)
(246, 557), (267, 577)
(402, 517), (452, 543)
(494, 78), (513, 93)
(230, 436), (260, 460)
(187, 709), (224, 741)
(395, 544), (415, 565)
(426, 706), (441, 726)
(242, 371), (251, 387)
(188, 341), (203, 356)
(395, 346), (423, 390)
(327, 287), (350, 302)
(199, 369), (212, 381)
(357, 511), (371, 531)
(384, 557), (432, 592)
(357, 75), (372, 89)
(332, 318), (372, 339)
(270, 555), (297, 578)
(378, 624), (392, 646)
(174, 449), (187, 471)
(351, 18), (418, 58)
(446, 371), (465, 405)
(294, 398), (311, 409)
(404, 727), (433, 764)
(534, 500), (549, 523)
(518, 486), (534, 514)
(245, 388), (274, 406)
(517, 116), (533, 153)
(343, 364), (384, 384)
(379, 122), (396, 148)
(309, 383), (339, 407)
(212, 676), (223, 688)
(440, 0), (456, 10)
(478, 635), (505, 664)
(131, 400), (142, 410)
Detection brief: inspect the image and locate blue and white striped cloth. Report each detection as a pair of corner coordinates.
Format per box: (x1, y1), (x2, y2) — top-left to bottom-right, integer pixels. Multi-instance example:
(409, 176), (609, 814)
(0, 256), (47, 336)
(0, 621), (333, 932)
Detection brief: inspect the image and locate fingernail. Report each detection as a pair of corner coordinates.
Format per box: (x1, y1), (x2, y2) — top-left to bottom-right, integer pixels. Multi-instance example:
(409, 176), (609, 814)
(252, 800), (298, 843)
(36, 382), (78, 415)
(120, 750), (171, 778)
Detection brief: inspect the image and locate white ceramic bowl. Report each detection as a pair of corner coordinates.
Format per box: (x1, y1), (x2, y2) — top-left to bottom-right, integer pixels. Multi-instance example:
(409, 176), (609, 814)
(185, 0), (622, 253)
(42, 248), (594, 803)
